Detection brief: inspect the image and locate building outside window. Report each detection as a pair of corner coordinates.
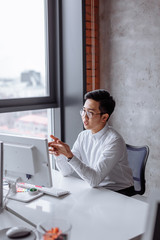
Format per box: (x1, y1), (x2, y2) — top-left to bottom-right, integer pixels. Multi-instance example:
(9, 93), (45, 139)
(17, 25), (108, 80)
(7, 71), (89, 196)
(0, 0), (58, 138)
(0, 110), (48, 138)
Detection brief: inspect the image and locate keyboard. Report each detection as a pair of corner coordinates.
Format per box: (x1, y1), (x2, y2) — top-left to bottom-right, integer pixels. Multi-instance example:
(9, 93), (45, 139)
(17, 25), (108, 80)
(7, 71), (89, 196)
(17, 183), (70, 197)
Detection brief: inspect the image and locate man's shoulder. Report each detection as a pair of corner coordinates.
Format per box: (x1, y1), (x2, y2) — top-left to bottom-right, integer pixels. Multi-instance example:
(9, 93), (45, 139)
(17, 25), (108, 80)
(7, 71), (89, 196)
(75, 130), (91, 146)
(78, 129), (90, 138)
(106, 125), (125, 142)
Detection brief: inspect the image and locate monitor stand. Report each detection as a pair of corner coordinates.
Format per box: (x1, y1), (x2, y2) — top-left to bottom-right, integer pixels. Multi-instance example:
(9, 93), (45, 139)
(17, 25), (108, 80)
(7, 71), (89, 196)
(3, 187), (43, 203)
(3, 178), (43, 203)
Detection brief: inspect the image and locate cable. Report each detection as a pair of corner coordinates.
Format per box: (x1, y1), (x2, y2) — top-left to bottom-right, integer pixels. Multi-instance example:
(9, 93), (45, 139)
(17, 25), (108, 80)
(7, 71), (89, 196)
(3, 186), (11, 209)
(2, 177), (18, 210)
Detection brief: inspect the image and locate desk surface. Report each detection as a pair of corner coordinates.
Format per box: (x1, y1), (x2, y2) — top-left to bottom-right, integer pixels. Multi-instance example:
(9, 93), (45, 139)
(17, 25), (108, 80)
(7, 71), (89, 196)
(1, 170), (148, 240)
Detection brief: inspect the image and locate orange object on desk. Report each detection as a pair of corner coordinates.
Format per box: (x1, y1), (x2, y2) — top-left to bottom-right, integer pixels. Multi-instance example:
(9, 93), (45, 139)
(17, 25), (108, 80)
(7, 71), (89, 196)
(43, 227), (62, 240)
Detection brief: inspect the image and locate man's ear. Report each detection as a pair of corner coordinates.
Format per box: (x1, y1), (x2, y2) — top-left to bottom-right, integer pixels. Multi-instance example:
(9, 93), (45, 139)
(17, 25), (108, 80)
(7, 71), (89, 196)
(102, 113), (109, 122)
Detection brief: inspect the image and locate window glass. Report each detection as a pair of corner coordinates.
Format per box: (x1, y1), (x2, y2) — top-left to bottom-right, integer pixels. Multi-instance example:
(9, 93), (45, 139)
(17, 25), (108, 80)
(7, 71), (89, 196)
(0, 0), (48, 99)
(0, 109), (48, 138)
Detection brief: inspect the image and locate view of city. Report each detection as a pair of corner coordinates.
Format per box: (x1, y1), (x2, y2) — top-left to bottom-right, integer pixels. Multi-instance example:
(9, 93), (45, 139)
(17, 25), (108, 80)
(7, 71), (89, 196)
(0, 1), (49, 138)
(0, 109), (48, 138)
(0, 73), (48, 138)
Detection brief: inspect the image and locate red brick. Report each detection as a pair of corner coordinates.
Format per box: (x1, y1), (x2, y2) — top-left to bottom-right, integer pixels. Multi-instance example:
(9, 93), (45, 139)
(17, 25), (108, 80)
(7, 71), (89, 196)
(85, 0), (100, 90)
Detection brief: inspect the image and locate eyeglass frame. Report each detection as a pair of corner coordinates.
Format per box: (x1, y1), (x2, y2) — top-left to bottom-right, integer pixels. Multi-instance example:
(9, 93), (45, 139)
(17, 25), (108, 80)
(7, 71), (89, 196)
(80, 109), (106, 119)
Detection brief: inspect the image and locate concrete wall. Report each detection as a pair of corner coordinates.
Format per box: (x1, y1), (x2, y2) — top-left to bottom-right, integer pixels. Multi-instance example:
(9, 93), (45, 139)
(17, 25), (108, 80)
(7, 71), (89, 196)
(99, 0), (160, 196)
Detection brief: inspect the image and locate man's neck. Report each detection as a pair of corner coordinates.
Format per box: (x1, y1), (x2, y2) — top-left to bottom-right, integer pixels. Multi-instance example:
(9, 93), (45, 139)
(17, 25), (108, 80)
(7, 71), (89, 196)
(91, 123), (106, 134)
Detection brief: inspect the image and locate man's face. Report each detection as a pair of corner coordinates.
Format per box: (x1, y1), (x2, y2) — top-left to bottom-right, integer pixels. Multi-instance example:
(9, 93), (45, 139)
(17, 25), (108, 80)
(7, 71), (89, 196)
(81, 99), (108, 133)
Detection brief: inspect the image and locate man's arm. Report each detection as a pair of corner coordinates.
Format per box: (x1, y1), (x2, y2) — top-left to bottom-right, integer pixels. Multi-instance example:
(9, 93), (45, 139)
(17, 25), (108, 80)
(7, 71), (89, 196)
(48, 134), (128, 188)
(67, 137), (128, 188)
(48, 135), (74, 176)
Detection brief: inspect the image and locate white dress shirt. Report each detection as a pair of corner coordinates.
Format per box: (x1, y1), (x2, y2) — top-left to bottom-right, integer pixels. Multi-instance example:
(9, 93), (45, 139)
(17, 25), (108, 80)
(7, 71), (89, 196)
(55, 123), (134, 191)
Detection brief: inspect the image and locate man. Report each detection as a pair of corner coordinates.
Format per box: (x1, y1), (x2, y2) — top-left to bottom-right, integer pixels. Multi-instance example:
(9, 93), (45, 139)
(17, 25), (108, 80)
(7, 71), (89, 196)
(48, 89), (134, 196)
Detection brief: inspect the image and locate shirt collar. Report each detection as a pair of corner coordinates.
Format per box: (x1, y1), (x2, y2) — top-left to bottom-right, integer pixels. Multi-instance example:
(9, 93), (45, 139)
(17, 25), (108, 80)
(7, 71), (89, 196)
(91, 123), (109, 140)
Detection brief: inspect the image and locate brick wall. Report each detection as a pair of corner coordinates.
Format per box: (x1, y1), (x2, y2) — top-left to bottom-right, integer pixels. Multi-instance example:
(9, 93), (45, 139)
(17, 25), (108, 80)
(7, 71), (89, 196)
(85, 0), (100, 92)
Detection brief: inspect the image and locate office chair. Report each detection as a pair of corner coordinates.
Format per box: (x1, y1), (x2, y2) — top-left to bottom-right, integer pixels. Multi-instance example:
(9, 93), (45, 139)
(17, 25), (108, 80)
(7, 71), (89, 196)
(126, 144), (149, 196)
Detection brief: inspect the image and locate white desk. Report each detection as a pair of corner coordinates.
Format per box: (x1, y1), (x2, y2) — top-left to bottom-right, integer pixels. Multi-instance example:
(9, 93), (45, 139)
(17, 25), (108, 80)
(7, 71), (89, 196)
(0, 170), (148, 240)
(0, 208), (34, 227)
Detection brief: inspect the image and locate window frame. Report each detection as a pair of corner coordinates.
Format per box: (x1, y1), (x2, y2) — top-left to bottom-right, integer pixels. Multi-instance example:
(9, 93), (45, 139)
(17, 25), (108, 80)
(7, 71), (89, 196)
(0, 0), (60, 113)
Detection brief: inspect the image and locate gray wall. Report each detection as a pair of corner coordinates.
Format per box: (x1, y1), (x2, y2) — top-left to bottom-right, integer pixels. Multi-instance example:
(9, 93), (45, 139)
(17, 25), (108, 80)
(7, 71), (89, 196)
(99, 0), (160, 197)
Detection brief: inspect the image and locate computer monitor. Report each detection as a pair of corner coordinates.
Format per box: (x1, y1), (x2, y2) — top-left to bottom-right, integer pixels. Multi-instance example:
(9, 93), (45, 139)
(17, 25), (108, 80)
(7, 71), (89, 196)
(0, 133), (52, 202)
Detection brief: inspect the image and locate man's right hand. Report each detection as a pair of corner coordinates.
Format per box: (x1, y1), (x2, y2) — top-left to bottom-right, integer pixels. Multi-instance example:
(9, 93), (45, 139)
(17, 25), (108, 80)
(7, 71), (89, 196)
(48, 135), (73, 159)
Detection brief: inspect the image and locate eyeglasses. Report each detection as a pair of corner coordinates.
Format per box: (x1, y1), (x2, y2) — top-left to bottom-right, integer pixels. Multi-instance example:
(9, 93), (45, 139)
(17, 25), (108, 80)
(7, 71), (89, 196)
(80, 109), (104, 119)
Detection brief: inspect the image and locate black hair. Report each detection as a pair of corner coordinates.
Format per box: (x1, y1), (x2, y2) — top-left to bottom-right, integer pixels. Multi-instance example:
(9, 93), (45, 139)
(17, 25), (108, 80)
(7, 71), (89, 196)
(84, 89), (116, 118)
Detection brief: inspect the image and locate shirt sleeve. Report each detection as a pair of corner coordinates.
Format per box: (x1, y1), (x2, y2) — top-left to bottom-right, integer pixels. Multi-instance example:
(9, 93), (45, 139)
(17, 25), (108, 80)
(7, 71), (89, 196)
(68, 137), (127, 187)
(55, 133), (83, 176)
(55, 155), (74, 176)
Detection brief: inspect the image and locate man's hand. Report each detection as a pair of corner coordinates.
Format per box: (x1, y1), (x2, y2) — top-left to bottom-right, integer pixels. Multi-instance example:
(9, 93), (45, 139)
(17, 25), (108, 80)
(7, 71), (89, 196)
(48, 135), (73, 159)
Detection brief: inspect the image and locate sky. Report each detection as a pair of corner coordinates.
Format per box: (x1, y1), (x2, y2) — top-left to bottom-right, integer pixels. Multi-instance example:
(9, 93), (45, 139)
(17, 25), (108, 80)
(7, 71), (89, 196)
(0, 0), (46, 78)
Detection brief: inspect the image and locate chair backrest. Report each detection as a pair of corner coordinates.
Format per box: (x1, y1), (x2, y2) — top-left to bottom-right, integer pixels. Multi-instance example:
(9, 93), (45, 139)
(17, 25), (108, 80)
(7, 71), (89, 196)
(126, 144), (149, 195)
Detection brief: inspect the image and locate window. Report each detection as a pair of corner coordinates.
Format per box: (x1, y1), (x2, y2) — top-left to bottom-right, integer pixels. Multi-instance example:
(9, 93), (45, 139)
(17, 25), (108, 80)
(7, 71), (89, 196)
(0, 0), (47, 99)
(0, 109), (50, 138)
(0, 0), (59, 139)
(0, 0), (84, 145)
(0, 0), (59, 113)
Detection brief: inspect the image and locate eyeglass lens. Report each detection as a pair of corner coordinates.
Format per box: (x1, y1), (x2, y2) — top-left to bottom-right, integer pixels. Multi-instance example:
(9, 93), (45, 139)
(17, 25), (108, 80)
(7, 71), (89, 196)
(80, 109), (92, 118)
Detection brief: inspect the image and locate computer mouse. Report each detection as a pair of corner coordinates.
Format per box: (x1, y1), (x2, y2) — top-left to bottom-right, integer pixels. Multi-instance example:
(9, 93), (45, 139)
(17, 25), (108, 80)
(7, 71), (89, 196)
(6, 226), (31, 238)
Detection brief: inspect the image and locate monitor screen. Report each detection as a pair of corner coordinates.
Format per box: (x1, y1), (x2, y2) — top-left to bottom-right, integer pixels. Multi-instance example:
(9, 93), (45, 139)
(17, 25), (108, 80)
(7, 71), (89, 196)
(0, 133), (52, 188)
